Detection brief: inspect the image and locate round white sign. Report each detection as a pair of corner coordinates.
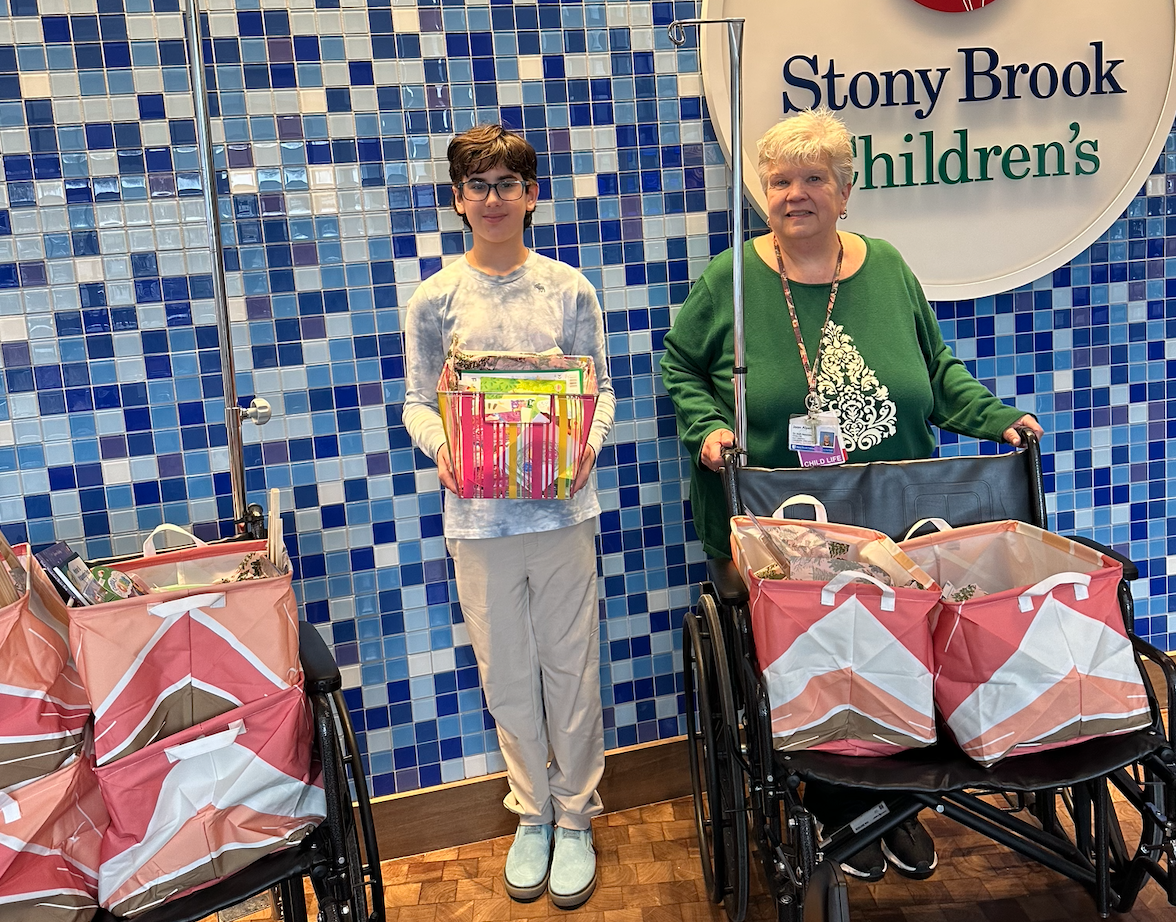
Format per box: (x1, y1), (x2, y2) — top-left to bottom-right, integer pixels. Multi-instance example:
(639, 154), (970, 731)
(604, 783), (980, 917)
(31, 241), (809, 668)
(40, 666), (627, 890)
(698, 0), (1176, 299)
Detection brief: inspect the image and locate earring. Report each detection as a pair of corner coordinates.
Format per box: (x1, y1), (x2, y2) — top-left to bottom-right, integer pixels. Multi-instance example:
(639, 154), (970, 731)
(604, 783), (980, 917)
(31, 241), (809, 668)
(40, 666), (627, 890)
(840, 209), (848, 220)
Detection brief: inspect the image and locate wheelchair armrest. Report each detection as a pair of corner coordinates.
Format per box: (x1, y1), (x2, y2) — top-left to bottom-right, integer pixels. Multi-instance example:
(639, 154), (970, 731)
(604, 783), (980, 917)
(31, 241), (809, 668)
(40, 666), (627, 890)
(1063, 534), (1139, 581)
(1131, 635), (1176, 752)
(299, 620), (342, 695)
(707, 557), (749, 607)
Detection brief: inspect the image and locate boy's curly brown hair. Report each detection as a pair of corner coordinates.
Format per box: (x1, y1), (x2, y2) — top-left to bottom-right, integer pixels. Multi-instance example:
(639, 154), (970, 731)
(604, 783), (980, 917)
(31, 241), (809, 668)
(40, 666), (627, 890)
(447, 124), (538, 229)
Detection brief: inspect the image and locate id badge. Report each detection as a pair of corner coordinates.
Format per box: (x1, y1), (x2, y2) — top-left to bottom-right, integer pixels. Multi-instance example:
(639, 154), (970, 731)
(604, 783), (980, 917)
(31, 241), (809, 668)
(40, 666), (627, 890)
(788, 414), (818, 452)
(794, 411), (847, 468)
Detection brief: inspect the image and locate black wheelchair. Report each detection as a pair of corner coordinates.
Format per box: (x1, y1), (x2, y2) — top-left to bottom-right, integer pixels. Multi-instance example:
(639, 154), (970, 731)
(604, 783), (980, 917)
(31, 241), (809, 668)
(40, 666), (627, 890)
(682, 432), (1176, 922)
(93, 620), (385, 922)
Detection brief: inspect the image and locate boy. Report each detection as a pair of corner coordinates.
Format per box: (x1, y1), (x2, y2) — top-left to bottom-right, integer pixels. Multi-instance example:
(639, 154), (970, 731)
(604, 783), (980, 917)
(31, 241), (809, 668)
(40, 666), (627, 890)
(402, 124), (615, 909)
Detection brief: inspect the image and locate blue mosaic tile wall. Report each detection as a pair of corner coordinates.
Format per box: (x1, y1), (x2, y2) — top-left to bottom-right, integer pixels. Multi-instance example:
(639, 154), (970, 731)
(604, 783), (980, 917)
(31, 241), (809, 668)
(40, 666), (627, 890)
(0, 0), (1171, 798)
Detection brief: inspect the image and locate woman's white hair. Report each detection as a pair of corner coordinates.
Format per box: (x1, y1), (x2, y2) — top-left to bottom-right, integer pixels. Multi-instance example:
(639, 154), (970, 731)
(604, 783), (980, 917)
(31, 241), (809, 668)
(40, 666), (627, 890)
(756, 107), (855, 189)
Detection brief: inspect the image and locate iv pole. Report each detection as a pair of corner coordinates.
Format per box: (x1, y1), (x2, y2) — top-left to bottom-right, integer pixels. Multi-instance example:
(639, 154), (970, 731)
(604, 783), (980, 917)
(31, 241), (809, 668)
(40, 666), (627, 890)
(668, 17), (748, 463)
(182, 0), (272, 536)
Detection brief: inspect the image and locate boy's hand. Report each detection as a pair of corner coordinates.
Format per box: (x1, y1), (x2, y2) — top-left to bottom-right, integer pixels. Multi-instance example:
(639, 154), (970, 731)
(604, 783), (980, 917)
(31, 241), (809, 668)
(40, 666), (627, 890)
(570, 446), (597, 496)
(436, 447), (460, 494)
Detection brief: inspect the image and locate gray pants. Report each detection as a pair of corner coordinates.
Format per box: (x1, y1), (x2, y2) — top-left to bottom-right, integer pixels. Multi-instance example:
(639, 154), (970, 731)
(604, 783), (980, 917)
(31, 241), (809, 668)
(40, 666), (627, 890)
(447, 518), (604, 829)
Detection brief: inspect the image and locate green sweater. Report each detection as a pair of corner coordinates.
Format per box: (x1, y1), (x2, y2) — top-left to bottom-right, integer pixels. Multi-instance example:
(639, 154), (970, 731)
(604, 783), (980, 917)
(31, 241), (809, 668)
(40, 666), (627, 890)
(661, 236), (1026, 559)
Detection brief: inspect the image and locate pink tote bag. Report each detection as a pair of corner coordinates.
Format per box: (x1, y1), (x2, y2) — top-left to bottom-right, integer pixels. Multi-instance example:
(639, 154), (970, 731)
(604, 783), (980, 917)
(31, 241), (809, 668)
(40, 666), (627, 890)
(0, 753), (109, 922)
(95, 684), (325, 917)
(0, 546), (91, 788)
(900, 519), (1152, 766)
(68, 542), (300, 766)
(732, 497), (941, 756)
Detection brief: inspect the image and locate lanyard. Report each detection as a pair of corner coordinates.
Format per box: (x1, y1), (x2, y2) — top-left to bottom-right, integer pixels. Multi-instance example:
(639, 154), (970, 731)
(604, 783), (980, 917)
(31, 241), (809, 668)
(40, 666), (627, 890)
(773, 234), (844, 415)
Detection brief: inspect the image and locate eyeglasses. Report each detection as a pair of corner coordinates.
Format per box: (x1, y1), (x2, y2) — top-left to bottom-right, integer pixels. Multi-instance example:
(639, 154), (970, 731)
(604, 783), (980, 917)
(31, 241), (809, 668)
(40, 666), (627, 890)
(456, 179), (531, 202)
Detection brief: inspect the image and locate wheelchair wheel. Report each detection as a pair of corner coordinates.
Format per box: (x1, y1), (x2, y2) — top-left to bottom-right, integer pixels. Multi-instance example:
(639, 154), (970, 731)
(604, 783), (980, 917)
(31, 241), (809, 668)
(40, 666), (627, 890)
(683, 608), (725, 902)
(307, 691), (380, 922)
(1105, 762), (1171, 911)
(684, 596), (750, 921)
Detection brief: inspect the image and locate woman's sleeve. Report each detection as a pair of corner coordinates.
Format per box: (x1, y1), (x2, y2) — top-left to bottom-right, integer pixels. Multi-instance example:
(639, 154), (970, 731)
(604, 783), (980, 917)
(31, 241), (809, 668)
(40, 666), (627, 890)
(660, 274), (734, 465)
(911, 273), (1025, 442)
(401, 289), (449, 462)
(571, 279), (615, 456)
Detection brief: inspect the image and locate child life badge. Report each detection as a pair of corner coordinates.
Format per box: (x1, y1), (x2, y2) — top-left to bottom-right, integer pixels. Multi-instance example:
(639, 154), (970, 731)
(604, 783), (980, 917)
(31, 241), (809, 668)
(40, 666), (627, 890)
(789, 411), (848, 468)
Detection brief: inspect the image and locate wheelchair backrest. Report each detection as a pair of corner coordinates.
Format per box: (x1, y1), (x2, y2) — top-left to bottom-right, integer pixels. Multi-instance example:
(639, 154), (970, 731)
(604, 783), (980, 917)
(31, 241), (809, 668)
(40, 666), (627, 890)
(730, 436), (1046, 542)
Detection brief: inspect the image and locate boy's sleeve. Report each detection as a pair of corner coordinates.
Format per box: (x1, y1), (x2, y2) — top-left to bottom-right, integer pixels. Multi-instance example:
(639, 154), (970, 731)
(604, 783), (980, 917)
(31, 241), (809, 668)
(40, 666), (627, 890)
(402, 286), (449, 462)
(571, 276), (615, 456)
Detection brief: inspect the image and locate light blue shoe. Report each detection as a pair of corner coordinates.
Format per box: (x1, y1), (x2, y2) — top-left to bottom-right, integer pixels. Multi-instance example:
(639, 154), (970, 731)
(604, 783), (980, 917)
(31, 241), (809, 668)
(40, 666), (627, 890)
(504, 823), (553, 902)
(549, 826), (597, 909)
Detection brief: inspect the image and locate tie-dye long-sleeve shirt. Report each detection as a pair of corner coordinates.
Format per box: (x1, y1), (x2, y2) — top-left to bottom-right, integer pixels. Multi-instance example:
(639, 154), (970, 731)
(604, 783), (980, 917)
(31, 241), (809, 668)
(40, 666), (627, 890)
(403, 251), (616, 539)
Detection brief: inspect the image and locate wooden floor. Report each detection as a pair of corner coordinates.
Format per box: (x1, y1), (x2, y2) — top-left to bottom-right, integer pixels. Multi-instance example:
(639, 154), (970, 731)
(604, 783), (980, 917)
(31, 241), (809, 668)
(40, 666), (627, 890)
(217, 794), (1174, 922)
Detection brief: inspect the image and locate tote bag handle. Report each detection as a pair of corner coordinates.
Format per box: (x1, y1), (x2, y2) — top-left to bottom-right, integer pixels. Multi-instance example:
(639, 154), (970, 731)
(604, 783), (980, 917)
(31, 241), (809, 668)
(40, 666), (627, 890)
(165, 720), (246, 763)
(821, 570), (896, 612)
(902, 518), (953, 541)
(142, 524), (207, 557)
(0, 791), (18, 823)
(1018, 572), (1091, 612)
(772, 494), (829, 522)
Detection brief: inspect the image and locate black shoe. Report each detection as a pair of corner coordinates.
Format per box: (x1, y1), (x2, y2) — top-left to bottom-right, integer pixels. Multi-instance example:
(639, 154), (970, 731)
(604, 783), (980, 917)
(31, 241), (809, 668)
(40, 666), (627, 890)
(839, 839), (886, 882)
(881, 816), (938, 880)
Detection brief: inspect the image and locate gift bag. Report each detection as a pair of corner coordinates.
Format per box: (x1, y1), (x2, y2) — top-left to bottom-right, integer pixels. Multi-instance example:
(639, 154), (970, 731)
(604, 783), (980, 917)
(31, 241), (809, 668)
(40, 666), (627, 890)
(69, 569), (301, 766)
(0, 545), (91, 789)
(0, 753), (109, 922)
(900, 519), (1152, 766)
(732, 497), (941, 756)
(96, 684), (326, 918)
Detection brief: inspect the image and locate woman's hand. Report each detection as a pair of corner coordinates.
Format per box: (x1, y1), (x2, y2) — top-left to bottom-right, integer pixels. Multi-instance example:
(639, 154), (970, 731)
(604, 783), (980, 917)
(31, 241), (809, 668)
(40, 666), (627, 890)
(436, 446), (460, 494)
(570, 445), (597, 496)
(701, 428), (735, 472)
(1002, 414), (1044, 447)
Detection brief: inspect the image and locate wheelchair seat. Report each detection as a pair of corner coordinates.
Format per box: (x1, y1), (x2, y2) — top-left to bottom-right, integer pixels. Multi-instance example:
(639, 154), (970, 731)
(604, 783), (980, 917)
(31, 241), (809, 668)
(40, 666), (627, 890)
(682, 433), (1176, 922)
(782, 730), (1169, 794)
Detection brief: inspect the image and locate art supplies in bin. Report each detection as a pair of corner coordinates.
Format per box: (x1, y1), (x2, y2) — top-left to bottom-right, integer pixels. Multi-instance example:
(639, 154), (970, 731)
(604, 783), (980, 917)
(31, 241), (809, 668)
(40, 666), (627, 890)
(731, 496), (941, 756)
(35, 541), (108, 606)
(32, 540), (147, 607)
(899, 519), (1152, 766)
(0, 544), (91, 789)
(438, 348), (598, 499)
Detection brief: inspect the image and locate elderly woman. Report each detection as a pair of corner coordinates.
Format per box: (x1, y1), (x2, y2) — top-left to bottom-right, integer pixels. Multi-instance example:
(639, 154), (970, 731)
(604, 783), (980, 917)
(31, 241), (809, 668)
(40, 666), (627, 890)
(660, 107), (1042, 882)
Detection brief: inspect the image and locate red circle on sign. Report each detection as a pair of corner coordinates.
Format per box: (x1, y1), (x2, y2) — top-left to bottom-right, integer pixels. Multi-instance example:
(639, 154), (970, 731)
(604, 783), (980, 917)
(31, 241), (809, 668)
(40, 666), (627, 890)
(910, 0), (998, 10)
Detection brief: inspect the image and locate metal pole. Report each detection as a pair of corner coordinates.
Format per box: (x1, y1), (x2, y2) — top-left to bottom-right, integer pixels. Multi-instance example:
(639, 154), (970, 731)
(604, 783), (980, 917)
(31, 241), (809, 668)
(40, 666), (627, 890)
(182, 0), (247, 527)
(727, 19), (746, 459)
(669, 18), (748, 460)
